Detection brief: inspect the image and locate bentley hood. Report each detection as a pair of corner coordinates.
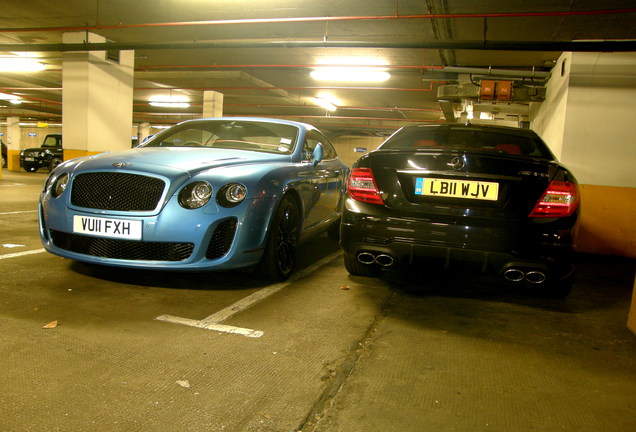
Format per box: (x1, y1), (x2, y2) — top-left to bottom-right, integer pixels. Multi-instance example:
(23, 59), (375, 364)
(67, 147), (290, 177)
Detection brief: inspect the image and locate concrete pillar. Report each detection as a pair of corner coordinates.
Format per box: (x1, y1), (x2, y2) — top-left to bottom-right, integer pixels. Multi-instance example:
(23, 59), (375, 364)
(6, 116), (21, 172)
(62, 32), (134, 161)
(138, 122), (151, 144)
(531, 52), (636, 331)
(203, 91), (224, 118)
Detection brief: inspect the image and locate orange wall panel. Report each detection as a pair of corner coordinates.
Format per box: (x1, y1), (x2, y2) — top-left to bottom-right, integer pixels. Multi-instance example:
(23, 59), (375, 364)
(63, 149), (103, 161)
(577, 184), (636, 258)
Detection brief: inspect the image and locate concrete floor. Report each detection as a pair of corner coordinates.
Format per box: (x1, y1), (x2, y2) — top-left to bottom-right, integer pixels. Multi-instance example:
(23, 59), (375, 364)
(1, 169), (635, 432)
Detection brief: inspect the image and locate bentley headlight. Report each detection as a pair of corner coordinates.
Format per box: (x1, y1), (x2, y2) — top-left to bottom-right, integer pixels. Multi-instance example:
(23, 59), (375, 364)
(217, 183), (247, 208)
(51, 173), (69, 198)
(179, 181), (213, 209)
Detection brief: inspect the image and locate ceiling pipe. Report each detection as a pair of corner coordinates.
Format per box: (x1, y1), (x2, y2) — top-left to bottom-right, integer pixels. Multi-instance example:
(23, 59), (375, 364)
(440, 66), (550, 78)
(1, 39), (636, 53)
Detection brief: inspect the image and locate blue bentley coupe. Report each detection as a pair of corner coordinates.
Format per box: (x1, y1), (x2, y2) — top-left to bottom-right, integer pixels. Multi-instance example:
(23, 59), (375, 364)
(39, 118), (348, 280)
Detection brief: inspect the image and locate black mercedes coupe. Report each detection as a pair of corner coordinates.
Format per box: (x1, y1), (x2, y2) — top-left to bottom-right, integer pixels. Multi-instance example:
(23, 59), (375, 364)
(340, 124), (580, 297)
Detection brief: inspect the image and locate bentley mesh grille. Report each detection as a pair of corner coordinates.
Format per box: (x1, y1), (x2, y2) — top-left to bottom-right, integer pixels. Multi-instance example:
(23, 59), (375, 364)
(50, 230), (194, 261)
(71, 172), (165, 211)
(206, 218), (238, 259)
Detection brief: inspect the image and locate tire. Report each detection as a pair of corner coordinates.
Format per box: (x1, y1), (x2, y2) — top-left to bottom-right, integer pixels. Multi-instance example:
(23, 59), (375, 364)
(541, 275), (574, 299)
(327, 219), (341, 241)
(49, 158), (62, 171)
(541, 272), (574, 298)
(343, 253), (379, 278)
(258, 195), (300, 281)
(24, 165), (38, 172)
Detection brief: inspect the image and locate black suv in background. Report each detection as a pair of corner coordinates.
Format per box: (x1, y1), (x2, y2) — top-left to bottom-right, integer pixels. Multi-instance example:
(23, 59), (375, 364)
(20, 133), (63, 172)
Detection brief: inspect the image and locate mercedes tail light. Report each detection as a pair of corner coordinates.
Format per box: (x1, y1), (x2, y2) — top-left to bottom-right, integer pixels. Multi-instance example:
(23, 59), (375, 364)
(348, 168), (384, 205)
(529, 181), (579, 217)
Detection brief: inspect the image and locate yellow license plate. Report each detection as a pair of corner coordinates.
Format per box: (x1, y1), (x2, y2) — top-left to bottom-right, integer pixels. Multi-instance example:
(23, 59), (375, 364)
(415, 178), (499, 201)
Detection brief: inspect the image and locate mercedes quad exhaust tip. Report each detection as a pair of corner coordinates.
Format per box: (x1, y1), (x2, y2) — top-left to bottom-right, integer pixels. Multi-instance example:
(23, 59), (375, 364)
(357, 252), (376, 265)
(503, 268), (547, 284)
(356, 251), (395, 267)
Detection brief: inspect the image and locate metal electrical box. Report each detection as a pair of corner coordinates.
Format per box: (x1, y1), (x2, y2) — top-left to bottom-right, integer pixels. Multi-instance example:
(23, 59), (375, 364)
(497, 81), (513, 101)
(480, 80), (496, 100)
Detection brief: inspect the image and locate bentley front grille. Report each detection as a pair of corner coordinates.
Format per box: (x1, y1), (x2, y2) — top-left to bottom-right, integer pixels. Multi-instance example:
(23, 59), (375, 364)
(50, 230), (194, 261)
(71, 172), (165, 211)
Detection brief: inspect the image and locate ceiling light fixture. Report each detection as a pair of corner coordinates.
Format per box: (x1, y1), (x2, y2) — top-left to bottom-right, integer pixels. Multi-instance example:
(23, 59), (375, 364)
(311, 57), (391, 83)
(0, 92), (22, 104)
(0, 58), (46, 72)
(310, 67), (390, 82)
(149, 95), (190, 108)
(312, 97), (337, 111)
(312, 92), (341, 111)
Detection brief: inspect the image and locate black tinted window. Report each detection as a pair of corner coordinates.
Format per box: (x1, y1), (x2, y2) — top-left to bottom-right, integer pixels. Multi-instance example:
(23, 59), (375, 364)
(381, 126), (553, 159)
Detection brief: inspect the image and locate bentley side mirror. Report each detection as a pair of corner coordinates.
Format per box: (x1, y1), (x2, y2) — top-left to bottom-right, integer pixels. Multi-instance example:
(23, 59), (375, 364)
(312, 143), (324, 167)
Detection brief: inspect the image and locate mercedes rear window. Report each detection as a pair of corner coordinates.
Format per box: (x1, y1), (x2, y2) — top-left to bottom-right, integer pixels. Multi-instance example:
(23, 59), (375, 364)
(380, 126), (554, 159)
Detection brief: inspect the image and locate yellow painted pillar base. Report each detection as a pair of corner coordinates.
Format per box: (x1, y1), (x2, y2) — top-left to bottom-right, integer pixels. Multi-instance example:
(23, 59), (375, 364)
(7, 150), (21, 172)
(64, 149), (104, 161)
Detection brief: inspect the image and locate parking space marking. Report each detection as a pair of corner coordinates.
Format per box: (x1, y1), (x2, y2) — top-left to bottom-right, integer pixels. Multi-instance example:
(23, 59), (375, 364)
(0, 210), (37, 215)
(0, 248), (46, 260)
(156, 250), (343, 337)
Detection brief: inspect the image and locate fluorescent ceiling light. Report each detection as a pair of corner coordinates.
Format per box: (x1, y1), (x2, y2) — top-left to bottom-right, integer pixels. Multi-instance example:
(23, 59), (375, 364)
(316, 92), (341, 106)
(0, 58), (46, 72)
(310, 67), (390, 82)
(312, 97), (337, 111)
(149, 95), (190, 108)
(312, 57), (390, 82)
(312, 92), (341, 111)
(0, 92), (22, 104)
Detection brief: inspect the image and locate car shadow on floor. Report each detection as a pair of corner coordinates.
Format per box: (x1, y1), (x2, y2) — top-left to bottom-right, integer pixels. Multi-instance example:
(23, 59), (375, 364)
(67, 233), (342, 291)
(376, 253), (635, 314)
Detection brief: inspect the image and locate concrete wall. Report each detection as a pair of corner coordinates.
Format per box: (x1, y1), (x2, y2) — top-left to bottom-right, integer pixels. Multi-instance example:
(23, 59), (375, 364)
(529, 53), (570, 160)
(331, 135), (385, 167)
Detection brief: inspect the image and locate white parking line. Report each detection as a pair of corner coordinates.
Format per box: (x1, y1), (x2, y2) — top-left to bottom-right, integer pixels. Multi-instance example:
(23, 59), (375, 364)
(0, 248), (46, 260)
(0, 210), (38, 215)
(156, 250), (343, 338)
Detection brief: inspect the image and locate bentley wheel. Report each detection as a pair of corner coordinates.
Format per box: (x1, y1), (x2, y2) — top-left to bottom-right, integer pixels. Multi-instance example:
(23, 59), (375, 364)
(259, 195), (299, 281)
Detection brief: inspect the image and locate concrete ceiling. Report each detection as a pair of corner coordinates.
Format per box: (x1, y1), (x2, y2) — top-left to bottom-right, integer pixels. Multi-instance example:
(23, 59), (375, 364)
(0, 0), (635, 136)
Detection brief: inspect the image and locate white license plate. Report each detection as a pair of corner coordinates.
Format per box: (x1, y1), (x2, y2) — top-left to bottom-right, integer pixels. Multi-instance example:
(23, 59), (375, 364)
(25, 157), (35, 161)
(415, 178), (499, 201)
(73, 215), (142, 240)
